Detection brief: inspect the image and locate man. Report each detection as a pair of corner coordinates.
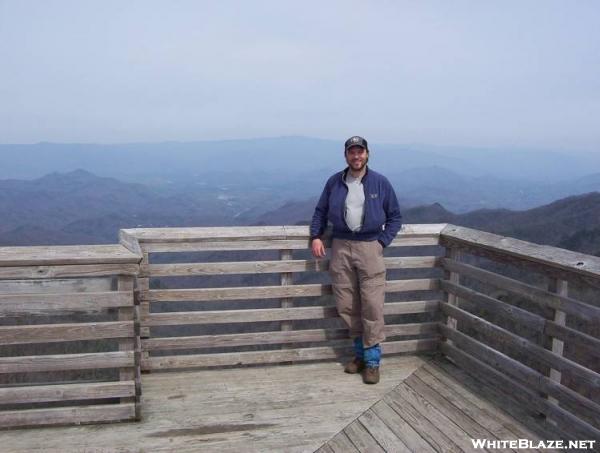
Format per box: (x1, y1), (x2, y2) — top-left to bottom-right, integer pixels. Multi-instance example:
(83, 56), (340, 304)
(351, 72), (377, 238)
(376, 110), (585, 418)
(310, 136), (402, 384)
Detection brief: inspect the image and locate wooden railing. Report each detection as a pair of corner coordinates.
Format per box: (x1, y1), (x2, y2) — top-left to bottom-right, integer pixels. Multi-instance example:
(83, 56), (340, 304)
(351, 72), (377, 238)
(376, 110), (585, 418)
(0, 245), (141, 428)
(1, 223), (599, 439)
(438, 225), (600, 441)
(119, 224), (445, 371)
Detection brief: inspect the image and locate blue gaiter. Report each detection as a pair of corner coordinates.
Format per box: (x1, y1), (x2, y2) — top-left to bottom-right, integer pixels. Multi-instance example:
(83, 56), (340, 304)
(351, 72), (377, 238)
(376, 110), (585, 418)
(353, 336), (364, 359)
(364, 343), (381, 368)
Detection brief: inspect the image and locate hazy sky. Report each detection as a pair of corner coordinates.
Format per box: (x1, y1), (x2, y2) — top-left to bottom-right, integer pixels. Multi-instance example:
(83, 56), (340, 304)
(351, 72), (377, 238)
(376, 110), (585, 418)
(1, 1), (599, 150)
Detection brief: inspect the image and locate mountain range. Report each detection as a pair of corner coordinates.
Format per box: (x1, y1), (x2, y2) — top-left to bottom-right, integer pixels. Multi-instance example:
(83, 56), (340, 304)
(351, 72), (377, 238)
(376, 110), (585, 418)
(1, 169), (599, 256)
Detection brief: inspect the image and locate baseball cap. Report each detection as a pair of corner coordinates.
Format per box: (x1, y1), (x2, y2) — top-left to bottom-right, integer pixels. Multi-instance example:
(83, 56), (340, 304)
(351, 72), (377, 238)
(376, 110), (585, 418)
(344, 136), (368, 151)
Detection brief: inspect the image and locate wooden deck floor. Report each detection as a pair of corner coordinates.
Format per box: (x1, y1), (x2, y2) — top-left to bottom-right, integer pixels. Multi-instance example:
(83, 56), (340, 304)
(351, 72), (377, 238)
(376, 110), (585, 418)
(0, 355), (427, 453)
(317, 358), (563, 453)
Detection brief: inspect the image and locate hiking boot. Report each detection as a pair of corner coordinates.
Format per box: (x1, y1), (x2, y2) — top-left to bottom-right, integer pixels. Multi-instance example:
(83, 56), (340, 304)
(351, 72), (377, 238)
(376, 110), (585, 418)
(344, 357), (365, 374)
(363, 365), (380, 384)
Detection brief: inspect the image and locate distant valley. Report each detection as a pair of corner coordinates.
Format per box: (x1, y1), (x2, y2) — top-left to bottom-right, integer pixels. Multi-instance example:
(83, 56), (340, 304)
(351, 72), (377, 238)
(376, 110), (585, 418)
(0, 168), (599, 257)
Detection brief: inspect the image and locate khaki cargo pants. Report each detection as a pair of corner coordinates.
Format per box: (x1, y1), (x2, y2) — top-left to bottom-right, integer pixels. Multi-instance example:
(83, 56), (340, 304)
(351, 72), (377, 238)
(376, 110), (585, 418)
(329, 238), (386, 348)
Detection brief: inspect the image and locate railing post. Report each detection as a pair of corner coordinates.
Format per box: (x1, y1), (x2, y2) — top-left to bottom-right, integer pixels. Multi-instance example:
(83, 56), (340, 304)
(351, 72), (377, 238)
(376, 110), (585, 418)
(118, 275), (135, 399)
(280, 249), (293, 354)
(442, 246), (461, 343)
(545, 277), (568, 425)
(138, 251), (150, 372)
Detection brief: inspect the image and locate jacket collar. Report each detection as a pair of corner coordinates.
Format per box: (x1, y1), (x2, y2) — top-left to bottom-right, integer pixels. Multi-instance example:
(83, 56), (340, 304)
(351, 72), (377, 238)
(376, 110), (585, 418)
(342, 165), (369, 183)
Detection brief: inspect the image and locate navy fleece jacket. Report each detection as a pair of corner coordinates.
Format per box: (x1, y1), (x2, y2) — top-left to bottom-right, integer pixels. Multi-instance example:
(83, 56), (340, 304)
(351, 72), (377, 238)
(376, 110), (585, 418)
(310, 166), (403, 247)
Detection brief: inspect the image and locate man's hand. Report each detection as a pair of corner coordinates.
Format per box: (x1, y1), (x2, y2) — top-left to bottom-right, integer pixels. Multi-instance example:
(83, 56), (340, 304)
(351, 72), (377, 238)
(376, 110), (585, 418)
(311, 238), (326, 258)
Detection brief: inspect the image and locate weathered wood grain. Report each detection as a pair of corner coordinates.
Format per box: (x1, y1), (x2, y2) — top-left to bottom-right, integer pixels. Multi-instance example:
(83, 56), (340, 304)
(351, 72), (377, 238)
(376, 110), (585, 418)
(0, 245), (141, 267)
(140, 279), (438, 302)
(0, 278), (112, 295)
(344, 419), (386, 453)
(441, 279), (547, 331)
(326, 431), (360, 453)
(0, 291), (132, 316)
(441, 341), (600, 441)
(140, 256), (440, 277)
(0, 321), (133, 345)
(0, 381), (136, 404)
(120, 223), (446, 242)
(440, 224), (600, 280)
(142, 322), (439, 351)
(0, 351), (134, 374)
(421, 361), (552, 446)
(439, 303), (600, 392)
(142, 338), (438, 370)
(438, 322), (600, 428)
(369, 400), (436, 453)
(0, 403), (136, 428)
(0, 263), (139, 279)
(404, 374), (507, 450)
(142, 300), (440, 326)
(442, 257), (600, 322)
(357, 409), (411, 452)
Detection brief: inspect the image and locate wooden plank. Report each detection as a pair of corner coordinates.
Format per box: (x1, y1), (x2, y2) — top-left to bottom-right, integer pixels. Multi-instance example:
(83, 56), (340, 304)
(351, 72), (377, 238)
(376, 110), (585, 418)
(142, 283), (331, 302)
(0, 263), (139, 279)
(382, 387), (463, 452)
(141, 236), (439, 253)
(544, 322), (600, 360)
(140, 256), (440, 277)
(0, 291), (132, 316)
(441, 342), (600, 441)
(326, 431), (360, 453)
(120, 223), (446, 242)
(344, 419), (386, 453)
(118, 229), (143, 256)
(0, 321), (133, 345)
(386, 278), (439, 292)
(441, 279), (547, 331)
(141, 323), (439, 351)
(390, 383), (480, 452)
(0, 244), (141, 267)
(440, 224), (600, 280)
(142, 338), (438, 370)
(121, 225), (290, 242)
(0, 278), (112, 295)
(141, 239), (312, 253)
(0, 381), (135, 404)
(370, 400), (436, 453)
(429, 359), (565, 451)
(0, 351), (134, 374)
(404, 374), (512, 451)
(438, 322), (600, 427)
(391, 236), (439, 247)
(441, 257), (600, 323)
(439, 303), (600, 393)
(142, 300), (440, 326)
(282, 223), (448, 238)
(358, 409), (411, 452)
(421, 361), (553, 447)
(0, 403), (135, 428)
(414, 367), (540, 448)
(315, 444), (335, 453)
(141, 279), (438, 302)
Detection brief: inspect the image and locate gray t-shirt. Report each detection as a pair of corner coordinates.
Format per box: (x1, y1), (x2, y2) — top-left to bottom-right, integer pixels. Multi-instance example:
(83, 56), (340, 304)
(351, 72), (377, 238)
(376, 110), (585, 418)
(344, 172), (365, 232)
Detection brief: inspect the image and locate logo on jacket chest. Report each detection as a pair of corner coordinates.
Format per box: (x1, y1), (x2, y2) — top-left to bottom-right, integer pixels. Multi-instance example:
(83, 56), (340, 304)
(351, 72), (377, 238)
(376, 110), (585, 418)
(369, 193), (378, 199)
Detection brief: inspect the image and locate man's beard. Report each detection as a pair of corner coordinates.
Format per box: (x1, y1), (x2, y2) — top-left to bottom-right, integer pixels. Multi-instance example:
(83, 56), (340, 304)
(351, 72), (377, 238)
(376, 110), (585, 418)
(350, 157), (368, 171)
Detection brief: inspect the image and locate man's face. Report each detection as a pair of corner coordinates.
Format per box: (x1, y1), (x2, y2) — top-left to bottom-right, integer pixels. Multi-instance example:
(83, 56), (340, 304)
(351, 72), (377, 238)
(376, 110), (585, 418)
(345, 146), (368, 171)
